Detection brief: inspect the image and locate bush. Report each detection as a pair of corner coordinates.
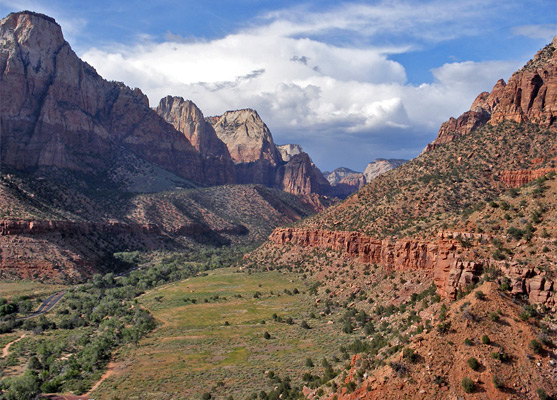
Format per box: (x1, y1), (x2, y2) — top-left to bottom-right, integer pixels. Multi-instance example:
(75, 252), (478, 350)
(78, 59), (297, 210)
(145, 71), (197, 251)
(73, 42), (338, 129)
(529, 339), (542, 354)
(263, 331), (271, 340)
(536, 388), (549, 400)
(481, 334), (491, 345)
(467, 357), (480, 371)
(492, 375), (504, 389)
(474, 291), (485, 300)
(436, 321), (451, 334)
(461, 377), (475, 393)
(464, 338), (473, 346)
(301, 320), (311, 329)
(489, 312), (500, 322)
(402, 348), (418, 363)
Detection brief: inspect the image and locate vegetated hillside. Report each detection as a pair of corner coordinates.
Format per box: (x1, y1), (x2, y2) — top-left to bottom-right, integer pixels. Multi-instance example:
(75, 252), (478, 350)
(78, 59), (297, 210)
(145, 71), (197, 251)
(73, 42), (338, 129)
(303, 121), (555, 238)
(240, 40), (557, 399)
(0, 165), (323, 282)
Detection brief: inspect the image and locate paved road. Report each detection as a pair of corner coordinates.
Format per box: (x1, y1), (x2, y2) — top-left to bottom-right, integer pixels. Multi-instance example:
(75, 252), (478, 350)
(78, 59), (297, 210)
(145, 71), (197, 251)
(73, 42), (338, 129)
(17, 291), (66, 321)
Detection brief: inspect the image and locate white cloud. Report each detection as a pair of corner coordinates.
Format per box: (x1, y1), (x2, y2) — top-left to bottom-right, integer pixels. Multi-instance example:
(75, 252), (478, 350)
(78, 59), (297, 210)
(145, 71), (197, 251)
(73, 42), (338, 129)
(512, 24), (557, 41)
(78, 0), (527, 170)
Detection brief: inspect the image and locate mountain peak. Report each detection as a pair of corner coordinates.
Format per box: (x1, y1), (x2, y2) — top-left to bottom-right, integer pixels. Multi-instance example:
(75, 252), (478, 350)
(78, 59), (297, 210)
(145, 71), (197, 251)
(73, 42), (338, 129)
(1, 10), (64, 48)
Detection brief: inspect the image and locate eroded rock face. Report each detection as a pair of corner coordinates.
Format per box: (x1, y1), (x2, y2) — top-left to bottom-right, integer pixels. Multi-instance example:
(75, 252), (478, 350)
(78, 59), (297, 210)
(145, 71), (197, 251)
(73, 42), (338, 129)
(276, 153), (331, 195)
(363, 159), (408, 182)
(270, 227), (554, 305)
(269, 227), (476, 299)
(277, 144), (303, 162)
(499, 168), (557, 187)
(209, 109), (282, 185)
(426, 36), (557, 151)
(156, 96), (235, 184)
(0, 11), (209, 183)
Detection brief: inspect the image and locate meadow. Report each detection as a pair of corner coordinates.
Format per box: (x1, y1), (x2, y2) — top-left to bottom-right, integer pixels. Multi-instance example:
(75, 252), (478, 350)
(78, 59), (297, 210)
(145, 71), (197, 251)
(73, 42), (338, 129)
(93, 268), (352, 399)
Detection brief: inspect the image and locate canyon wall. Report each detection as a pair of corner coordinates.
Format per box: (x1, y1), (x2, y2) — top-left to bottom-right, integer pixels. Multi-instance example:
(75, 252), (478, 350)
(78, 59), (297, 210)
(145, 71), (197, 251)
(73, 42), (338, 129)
(269, 227), (554, 305)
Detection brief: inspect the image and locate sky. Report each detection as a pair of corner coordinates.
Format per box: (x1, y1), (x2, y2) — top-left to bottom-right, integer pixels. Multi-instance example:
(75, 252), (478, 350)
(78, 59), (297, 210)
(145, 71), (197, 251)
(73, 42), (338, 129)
(1, 1), (556, 171)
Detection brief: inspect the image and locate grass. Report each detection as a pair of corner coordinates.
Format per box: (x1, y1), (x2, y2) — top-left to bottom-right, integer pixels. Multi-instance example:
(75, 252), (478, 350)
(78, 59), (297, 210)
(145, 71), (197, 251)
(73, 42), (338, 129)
(92, 268), (352, 399)
(0, 281), (67, 300)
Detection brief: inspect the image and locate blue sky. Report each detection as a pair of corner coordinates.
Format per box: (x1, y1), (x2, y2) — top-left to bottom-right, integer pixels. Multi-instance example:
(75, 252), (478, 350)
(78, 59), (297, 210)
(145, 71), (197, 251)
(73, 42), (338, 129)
(1, 0), (555, 171)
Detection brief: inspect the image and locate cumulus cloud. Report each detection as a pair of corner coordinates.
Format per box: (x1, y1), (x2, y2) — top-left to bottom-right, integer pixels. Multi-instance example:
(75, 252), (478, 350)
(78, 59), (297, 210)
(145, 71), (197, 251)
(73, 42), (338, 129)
(79, 0), (526, 170)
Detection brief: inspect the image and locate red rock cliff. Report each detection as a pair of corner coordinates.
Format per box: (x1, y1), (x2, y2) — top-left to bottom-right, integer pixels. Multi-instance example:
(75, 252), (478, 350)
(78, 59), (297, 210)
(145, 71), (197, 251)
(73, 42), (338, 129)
(426, 37), (557, 151)
(269, 227), (554, 305)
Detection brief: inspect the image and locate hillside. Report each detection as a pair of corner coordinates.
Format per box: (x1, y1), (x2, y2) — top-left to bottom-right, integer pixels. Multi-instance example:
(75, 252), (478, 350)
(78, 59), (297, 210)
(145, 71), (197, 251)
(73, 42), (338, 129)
(241, 38), (557, 399)
(0, 165), (322, 281)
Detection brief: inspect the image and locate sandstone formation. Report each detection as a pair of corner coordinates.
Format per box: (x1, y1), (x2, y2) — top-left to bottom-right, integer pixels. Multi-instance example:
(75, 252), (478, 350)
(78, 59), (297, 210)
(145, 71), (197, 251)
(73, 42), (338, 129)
(156, 96), (235, 183)
(209, 109), (282, 185)
(499, 168), (557, 187)
(0, 11), (228, 184)
(322, 160), (408, 198)
(269, 227), (554, 305)
(275, 153), (331, 195)
(323, 167), (361, 186)
(363, 159), (408, 182)
(277, 143), (303, 162)
(426, 36), (557, 151)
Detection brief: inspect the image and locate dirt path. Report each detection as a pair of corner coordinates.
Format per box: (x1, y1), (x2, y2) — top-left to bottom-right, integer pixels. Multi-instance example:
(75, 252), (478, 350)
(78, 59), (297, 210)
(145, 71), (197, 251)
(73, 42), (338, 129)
(86, 360), (118, 395)
(2, 333), (26, 358)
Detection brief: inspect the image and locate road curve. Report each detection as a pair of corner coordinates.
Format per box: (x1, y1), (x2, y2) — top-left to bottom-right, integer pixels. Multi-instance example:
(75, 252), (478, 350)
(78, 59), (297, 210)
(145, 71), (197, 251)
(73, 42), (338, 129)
(17, 291), (66, 321)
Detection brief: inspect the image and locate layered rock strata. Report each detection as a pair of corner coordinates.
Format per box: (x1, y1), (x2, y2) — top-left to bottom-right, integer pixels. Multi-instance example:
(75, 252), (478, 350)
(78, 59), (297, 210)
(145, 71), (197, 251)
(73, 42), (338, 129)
(269, 227), (554, 305)
(0, 11), (228, 184)
(499, 168), (557, 187)
(426, 36), (557, 151)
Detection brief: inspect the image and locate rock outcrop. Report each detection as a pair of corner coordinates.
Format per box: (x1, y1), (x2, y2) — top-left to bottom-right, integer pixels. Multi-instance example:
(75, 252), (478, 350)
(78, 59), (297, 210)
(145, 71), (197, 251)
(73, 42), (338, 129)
(323, 160), (408, 198)
(499, 168), (557, 187)
(0, 11), (225, 183)
(426, 36), (557, 151)
(275, 153), (331, 195)
(363, 159), (408, 182)
(156, 96), (235, 184)
(277, 144), (303, 162)
(269, 227), (554, 305)
(209, 109), (282, 186)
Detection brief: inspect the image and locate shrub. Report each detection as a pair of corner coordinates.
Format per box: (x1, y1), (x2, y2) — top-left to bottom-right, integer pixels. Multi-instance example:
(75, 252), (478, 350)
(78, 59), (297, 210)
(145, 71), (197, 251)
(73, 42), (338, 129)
(529, 339), (542, 354)
(489, 312), (500, 322)
(403, 348), (418, 363)
(263, 331), (271, 340)
(461, 377), (475, 393)
(436, 321), (451, 334)
(492, 375), (504, 389)
(301, 320), (311, 329)
(305, 358), (314, 368)
(474, 291), (485, 300)
(467, 357), (480, 371)
(536, 388), (549, 400)
(481, 334), (491, 345)
(464, 338), (473, 346)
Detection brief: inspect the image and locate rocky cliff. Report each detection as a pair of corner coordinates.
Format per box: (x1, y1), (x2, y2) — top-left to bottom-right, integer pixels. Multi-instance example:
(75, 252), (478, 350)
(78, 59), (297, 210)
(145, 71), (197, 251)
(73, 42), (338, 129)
(426, 36), (557, 151)
(156, 96), (235, 184)
(269, 227), (554, 305)
(275, 153), (331, 195)
(499, 168), (557, 187)
(277, 143), (303, 162)
(363, 159), (408, 182)
(0, 11), (231, 184)
(209, 109), (282, 185)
